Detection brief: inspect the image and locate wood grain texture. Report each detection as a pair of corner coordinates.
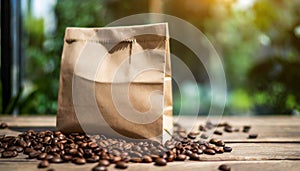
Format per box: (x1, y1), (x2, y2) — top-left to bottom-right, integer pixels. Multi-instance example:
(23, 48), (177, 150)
(1, 115), (300, 170)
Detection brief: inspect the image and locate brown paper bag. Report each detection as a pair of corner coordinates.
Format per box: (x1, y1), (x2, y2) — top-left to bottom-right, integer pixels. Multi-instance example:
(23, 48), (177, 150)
(57, 23), (172, 143)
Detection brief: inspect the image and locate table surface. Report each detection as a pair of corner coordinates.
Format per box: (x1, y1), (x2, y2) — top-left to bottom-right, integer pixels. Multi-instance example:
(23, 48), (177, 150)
(0, 115), (300, 171)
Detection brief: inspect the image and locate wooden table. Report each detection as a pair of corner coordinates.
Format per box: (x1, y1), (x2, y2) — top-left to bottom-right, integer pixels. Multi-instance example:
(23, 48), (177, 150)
(0, 116), (300, 171)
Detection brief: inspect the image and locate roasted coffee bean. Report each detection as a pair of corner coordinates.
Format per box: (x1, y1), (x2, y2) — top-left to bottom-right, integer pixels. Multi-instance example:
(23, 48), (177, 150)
(214, 146), (224, 153)
(243, 125), (251, 133)
(214, 130), (223, 135)
(98, 159), (110, 167)
(209, 138), (218, 144)
(38, 152), (47, 160)
(38, 160), (49, 168)
(29, 150), (40, 158)
(199, 125), (207, 131)
(166, 154), (174, 162)
(86, 155), (100, 163)
(1, 150), (18, 158)
(248, 134), (258, 139)
(24, 147), (34, 155)
(130, 157), (142, 163)
(142, 155), (153, 163)
(224, 126), (233, 133)
(187, 134), (196, 139)
(115, 161), (128, 169)
(73, 157), (86, 165)
(155, 158), (167, 166)
(216, 140), (225, 147)
(200, 133), (208, 139)
(223, 146), (232, 152)
(15, 146), (24, 153)
(0, 122), (8, 129)
(219, 164), (231, 171)
(189, 153), (200, 161)
(50, 156), (63, 163)
(45, 154), (54, 160)
(176, 154), (187, 161)
(93, 165), (107, 171)
(62, 155), (73, 161)
(204, 149), (216, 155)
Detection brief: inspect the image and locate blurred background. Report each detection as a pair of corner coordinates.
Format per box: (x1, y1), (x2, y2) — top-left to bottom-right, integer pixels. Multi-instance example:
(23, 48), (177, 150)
(1, 0), (300, 116)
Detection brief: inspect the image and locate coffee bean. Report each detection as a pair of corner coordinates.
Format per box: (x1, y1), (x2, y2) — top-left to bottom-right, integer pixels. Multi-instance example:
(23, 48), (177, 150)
(189, 153), (200, 161)
(0, 122), (8, 129)
(224, 126), (233, 133)
(62, 155), (73, 162)
(200, 133), (208, 139)
(219, 164), (231, 171)
(98, 159), (110, 167)
(45, 154), (54, 160)
(93, 165), (107, 171)
(74, 157), (86, 165)
(115, 161), (128, 169)
(216, 140), (225, 147)
(243, 126), (251, 133)
(199, 125), (207, 131)
(187, 134), (196, 139)
(214, 130), (223, 135)
(155, 158), (167, 166)
(248, 134), (258, 139)
(1, 150), (18, 158)
(38, 160), (49, 168)
(38, 152), (47, 160)
(50, 156), (63, 163)
(130, 157), (142, 163)
(209, 138), (218, 144)
(142, 155), (153, 163)
(176, 154), (187, 161)
(204, 149), (216, 155)
(86, 155), (100, 163)
(214, 146), (224, 153)
(223, 146), (232, 152)
(15, 146), (24, 153)
(47, 168), (55, 171)
(29, 150), (41, 158)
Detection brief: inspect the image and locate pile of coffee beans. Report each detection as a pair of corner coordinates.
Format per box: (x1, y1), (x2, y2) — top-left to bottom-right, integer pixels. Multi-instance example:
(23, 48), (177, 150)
(0, 121), (256, 170)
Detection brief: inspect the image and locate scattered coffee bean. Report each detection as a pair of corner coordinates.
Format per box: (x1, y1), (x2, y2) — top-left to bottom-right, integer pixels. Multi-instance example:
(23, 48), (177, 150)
(176, 154), (187, 161)
(243, 125), (251, 133)
(214, 130), (223, 135)
(219, 164), (231, 171)
(1, 150), (18, 158)
(204, 149), (216, 155)
(223, 146), (232, 152)
(38, 160), (49, 168)
(74, 157), (86, 165)
(50, 156), (63, 163)
(93, 165), (107, 171)
(0, 122), (238, 170)
(98, 159), (110, 167)
(216, 140), (225, 147)
(115, 161), (128, 169)
(224, 126), (233, 133)
(0, 122), (8, 129)
(155, 158), (167, 166)
(209, 138), (218, 144)
(189, 153), (200, 161)
(142, 155), (153, 163)
(248, 134), (258, 139)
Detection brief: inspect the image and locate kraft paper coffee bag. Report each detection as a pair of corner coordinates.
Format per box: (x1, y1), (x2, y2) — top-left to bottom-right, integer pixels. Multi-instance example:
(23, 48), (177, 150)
(57, 23), (172, 143)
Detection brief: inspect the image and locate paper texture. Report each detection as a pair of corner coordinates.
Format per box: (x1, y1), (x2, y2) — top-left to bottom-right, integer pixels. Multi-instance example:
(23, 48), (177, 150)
(57, 23), (172, 143)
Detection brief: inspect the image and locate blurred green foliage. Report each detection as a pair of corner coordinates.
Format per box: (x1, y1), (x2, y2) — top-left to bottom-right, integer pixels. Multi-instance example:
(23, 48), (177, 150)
(7, 0), (300, 115)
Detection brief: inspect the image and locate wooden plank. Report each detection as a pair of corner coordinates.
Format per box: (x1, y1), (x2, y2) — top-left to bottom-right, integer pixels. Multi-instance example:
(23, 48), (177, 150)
(1, 143), (299, 162)
(0, 159), (300, 171)
(1, 116), (300, 142)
